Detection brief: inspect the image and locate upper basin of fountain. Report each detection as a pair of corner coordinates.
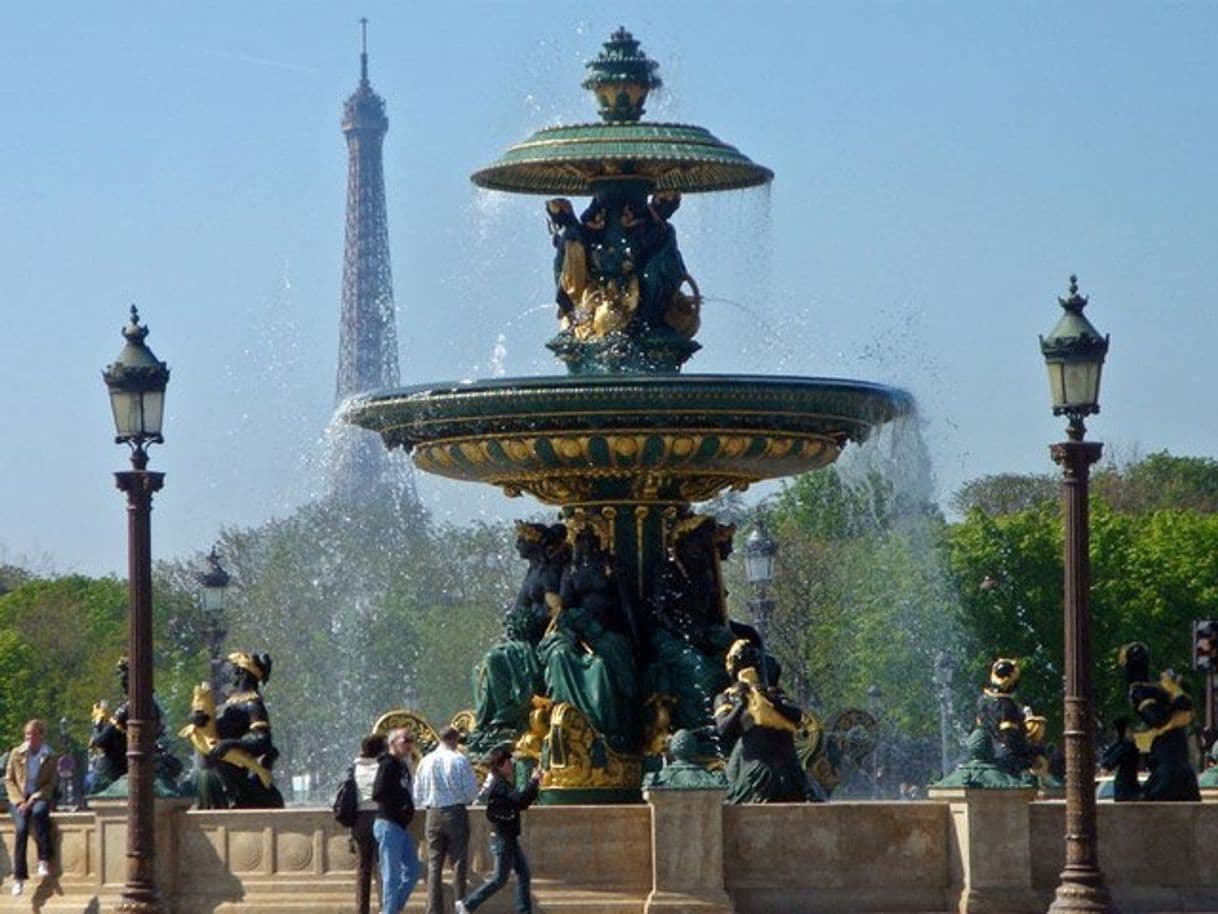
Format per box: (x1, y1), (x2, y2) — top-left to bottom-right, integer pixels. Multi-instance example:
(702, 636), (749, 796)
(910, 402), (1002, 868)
(346, 373), (913, 505)
(472, 26), (772, 196)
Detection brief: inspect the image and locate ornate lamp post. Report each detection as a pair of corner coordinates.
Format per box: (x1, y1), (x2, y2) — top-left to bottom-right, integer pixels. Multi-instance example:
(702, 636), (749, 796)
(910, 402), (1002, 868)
(933, 650), (954, 779)
(1040, 276), (1114, 914)
(102, 305), (169, 914)
(743, 523), (778, 645)
(196, 547), (230, 695)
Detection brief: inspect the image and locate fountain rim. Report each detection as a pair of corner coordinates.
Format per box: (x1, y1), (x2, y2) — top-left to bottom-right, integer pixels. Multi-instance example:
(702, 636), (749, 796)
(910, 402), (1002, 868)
(344, 373), (915, 436)
(471, 120), (774, 195)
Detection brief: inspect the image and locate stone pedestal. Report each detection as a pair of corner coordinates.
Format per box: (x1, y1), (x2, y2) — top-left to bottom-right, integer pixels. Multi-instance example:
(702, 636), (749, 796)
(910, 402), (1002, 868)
(643, 787), (733, 914)
(928, 786), (1039, 914)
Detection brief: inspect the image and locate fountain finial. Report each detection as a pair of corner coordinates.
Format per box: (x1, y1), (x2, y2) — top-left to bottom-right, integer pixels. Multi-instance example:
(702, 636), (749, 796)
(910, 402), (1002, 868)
(582, 27), (662, 123)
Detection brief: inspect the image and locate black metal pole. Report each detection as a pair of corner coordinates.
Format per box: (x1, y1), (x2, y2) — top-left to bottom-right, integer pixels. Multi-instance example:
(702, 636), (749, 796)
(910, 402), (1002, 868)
(1047, 435), (1113, 914)
(115, 450), (164, 914)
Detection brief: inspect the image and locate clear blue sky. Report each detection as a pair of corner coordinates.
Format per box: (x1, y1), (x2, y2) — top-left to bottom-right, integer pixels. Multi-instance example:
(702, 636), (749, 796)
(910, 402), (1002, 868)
(2, 2), (1215, 576)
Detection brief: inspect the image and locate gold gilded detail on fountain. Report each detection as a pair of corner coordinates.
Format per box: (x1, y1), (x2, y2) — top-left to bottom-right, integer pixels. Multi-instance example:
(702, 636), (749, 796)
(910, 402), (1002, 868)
(611, 434), (644, 464)
(371, 709), (441, 756)
(669, 435), (697, 458)
(555, 435), (592, 461)
(411, 430), (841, 505)
(565, 509), (612, 552)
(542, 701), (642, 790)
(458, 441), (493, 466)
(676, 474), (753, 502)
(600, 506), (618, 554)
(502, 438), (539, 462)
(515, 696), (553, 761)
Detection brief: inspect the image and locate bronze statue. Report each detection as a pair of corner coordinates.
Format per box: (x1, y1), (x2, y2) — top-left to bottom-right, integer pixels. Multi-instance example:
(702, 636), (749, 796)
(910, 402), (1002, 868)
(645, 515), (745, 735)
(642, 728), (728, 790)
(467, 522), (567, 753)
(974, 658), (1045, 785)
(87, 656), (182, 796)
(539, 514), (639, 752)
(715, 639), (816, 803)
(1118, 642), (1199, 801)
(1100, 718), (1141, 801)
(545, 188), (700, 343)
(184, 651), (284, 809)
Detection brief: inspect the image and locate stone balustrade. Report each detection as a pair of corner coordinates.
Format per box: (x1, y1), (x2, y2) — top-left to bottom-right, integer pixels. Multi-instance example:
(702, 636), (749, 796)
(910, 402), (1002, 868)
(0, 789), (1214, 913)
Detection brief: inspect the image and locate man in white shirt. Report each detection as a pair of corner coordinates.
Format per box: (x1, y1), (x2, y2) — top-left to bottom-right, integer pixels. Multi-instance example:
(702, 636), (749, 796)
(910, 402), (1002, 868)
(413, 726), (478, 914)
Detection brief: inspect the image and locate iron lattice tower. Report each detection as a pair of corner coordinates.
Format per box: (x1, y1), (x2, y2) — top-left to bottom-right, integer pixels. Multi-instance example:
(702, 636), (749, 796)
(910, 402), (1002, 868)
(332, 20), (409, 500)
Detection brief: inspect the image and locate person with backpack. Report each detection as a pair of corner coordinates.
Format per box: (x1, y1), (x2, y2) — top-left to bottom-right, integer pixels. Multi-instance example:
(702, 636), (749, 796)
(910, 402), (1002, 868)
(346, 733), (386, 914)
(455, 745), (542, 914)
(372, 728), (420, 914)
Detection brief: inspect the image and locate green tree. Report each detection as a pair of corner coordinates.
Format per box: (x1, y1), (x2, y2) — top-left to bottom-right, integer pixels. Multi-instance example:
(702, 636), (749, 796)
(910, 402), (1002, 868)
(950, 472), (1057, 517)
(0, 573), (203, 751)
(1093, 450), (1218, 513)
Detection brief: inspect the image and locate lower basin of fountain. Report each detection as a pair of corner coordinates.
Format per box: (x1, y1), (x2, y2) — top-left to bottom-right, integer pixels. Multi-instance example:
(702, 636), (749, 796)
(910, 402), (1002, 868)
(346, 373), (914, 505)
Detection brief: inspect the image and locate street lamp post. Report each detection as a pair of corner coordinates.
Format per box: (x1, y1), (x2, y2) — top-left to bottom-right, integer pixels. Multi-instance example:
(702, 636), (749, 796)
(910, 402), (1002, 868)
(934, 650), (954, 779)
(1040, 276), (1114, 914)
(743, 522), (778, 646)
(196, 547), (231, 695)
(867, 684), (883, 799)
(102, 306), (169, 914)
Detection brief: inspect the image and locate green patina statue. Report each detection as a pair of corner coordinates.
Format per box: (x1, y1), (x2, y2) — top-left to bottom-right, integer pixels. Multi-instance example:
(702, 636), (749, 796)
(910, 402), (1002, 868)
(468, 522), (567, 753)
(934, 728), (1035, 791)
(539, 513), (638, 752)
(645, 515), (744, 740)
(643, 728), (728, 790)
(87, 656), (184, 798)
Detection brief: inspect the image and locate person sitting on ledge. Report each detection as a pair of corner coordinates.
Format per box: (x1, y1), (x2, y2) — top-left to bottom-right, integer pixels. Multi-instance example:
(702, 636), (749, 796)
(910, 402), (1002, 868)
(4, 719), (58, 897)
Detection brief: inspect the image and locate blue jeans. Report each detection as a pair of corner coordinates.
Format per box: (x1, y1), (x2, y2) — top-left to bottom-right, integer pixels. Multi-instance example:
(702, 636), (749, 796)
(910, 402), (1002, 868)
(373, 818), (420, 914)
(9, 799), (52, 881)
(464, 833), (531, 913)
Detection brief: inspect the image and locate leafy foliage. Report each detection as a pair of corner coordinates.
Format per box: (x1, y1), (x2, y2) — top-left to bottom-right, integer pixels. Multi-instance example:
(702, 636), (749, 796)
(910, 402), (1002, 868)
(946, 454), (1218, 736)
(0, 574), (202, 752)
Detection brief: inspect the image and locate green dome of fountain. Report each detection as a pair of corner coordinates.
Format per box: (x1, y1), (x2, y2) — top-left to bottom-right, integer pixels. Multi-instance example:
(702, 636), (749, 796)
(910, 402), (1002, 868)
(471, 27), (773, 196)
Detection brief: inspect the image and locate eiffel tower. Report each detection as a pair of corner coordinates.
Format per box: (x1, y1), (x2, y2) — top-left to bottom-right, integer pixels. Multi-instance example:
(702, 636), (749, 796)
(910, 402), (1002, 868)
(330, 19), (413, 503)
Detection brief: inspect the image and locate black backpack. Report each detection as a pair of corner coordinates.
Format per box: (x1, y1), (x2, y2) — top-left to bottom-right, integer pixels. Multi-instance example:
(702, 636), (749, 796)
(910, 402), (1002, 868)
(332, 766), (358, 828)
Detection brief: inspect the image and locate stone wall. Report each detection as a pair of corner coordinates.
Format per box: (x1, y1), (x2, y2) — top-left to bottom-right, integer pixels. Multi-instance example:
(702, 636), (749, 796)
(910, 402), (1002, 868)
(0, 792), (1215, 913)
(725, 801), (953, 914)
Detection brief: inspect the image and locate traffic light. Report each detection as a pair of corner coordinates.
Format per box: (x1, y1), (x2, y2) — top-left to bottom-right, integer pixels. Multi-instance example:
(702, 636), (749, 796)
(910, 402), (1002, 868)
(1194, 619), (1218, 672)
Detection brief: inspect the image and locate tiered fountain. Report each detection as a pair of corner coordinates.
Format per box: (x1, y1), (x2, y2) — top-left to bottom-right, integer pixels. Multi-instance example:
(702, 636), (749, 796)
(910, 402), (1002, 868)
(348, 28), (912, 802)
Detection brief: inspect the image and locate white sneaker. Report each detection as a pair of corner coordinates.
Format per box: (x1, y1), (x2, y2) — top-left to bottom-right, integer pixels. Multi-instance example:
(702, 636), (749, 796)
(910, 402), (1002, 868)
(10, 880), (24, 896)
(37, 860), (51, 878)
(455, 902), (469, 914)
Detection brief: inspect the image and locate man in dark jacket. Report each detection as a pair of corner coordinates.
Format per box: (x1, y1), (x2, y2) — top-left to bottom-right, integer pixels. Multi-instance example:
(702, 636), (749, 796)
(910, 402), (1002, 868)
(456, 745), (541, 914)
(372, 728), (420, 914)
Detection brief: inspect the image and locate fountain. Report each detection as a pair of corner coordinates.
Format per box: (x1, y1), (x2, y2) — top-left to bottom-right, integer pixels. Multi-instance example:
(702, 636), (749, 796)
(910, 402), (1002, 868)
(347, 28), (912, 802)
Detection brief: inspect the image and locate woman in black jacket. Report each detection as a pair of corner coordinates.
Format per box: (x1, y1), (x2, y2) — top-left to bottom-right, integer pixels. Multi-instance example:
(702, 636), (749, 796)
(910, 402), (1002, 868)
(455, 746), (541, 914)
